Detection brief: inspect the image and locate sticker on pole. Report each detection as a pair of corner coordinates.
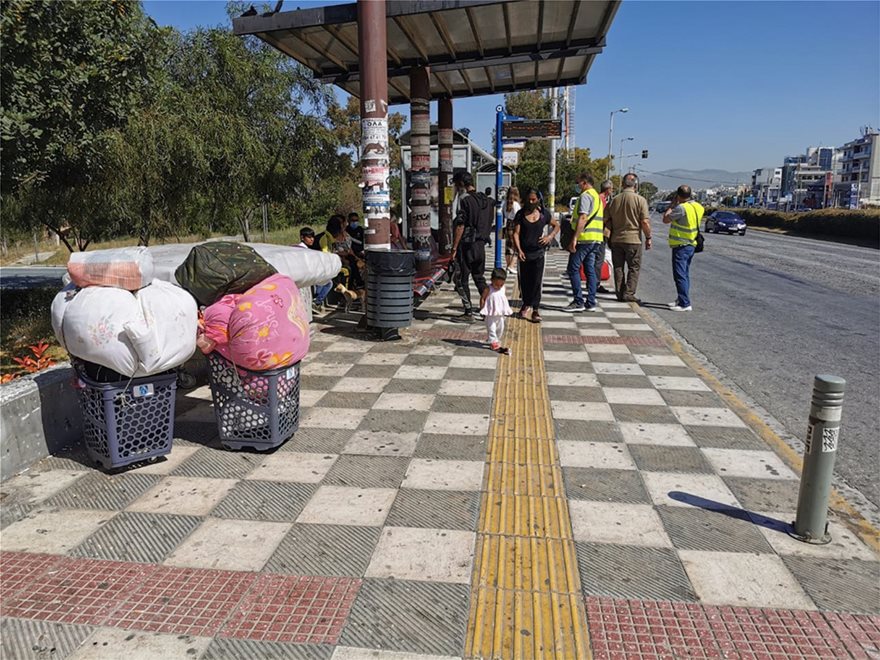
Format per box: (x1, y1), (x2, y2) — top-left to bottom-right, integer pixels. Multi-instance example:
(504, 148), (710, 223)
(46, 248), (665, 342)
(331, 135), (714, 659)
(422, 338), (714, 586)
(820, 427), (839, 453)
(805, 423), (814, 454)
(133, 384), (155, 398)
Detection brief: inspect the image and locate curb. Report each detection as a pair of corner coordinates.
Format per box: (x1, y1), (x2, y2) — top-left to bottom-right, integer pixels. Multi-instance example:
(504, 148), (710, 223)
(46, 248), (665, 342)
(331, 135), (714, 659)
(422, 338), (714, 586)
(630, 301), (880, 555)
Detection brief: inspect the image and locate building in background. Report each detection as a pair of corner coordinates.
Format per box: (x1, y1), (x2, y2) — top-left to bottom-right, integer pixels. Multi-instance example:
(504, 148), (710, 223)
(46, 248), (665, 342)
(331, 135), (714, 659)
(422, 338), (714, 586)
(751, 167), (782, 205)
(835, 128), (879, 208)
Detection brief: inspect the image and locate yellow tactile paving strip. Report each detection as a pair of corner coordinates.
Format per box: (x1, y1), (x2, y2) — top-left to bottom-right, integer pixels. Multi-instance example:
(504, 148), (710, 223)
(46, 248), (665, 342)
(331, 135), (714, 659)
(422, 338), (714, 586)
(465, 321), (590, 659)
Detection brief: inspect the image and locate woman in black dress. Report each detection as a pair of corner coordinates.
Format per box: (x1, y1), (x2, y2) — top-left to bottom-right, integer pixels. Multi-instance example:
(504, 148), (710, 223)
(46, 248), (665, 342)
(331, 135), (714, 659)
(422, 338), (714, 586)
(511, 188), (560, 323)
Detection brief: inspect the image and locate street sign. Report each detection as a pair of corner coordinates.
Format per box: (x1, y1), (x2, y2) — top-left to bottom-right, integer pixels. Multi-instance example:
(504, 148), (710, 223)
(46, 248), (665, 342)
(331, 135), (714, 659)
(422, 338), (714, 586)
(502, 119), (563, 140)
(502, 151), (519, 166)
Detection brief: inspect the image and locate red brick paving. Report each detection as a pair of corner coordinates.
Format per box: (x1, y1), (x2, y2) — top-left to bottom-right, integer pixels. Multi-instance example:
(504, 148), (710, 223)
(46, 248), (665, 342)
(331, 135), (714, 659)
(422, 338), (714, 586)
(112, 566), (260, 637)
(219, 573), (361, 644)
(2, 554), (878, 655)
(586, 596), (880, 659)
(0, 552), (61, 603)
(2, 557), (153, 626)
(0, 552), (360, 645)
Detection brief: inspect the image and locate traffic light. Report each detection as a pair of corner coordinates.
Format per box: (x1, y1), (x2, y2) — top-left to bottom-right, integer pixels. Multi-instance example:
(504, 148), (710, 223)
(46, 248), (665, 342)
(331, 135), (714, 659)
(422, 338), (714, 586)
(641, 150), (649, 159)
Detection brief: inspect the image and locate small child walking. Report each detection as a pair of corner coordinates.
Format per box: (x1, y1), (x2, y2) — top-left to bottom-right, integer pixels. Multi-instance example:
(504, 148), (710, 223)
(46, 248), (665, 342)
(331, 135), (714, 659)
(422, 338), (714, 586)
(480, 267), (513, 354)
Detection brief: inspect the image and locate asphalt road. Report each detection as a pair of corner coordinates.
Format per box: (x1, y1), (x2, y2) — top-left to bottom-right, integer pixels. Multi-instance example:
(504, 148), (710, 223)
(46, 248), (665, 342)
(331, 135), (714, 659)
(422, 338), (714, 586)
(634, 215), (880, 507)
(0, 266), (66, 290)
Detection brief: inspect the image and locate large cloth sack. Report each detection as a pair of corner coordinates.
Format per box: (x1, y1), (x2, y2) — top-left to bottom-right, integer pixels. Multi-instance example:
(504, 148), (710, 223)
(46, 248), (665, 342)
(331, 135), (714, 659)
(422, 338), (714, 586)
(200, 274), (310, 371)
(52, 280), (197, 377)
(52, 285), (142, 375)
(175, 241), (277, 307)
(146, 242), (341, 289)
(129, 280), (199, 374)
(67, 247), (154, 291)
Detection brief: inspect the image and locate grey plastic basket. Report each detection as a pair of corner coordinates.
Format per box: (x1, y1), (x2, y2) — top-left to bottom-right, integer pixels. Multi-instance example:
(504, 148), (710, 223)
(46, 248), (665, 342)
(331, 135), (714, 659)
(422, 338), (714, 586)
(75, 365), (177, 470)
(206, 352), (301, 451)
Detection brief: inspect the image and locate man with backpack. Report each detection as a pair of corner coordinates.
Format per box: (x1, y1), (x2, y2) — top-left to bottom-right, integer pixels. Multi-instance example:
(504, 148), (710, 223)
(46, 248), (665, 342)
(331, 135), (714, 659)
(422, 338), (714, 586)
(451, 172), (493, 320)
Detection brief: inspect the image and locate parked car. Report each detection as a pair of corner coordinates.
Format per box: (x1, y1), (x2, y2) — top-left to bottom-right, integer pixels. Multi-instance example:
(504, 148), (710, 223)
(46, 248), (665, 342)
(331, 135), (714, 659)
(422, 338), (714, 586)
(704, 211), (747, 235)
(654, 201), (671, 213)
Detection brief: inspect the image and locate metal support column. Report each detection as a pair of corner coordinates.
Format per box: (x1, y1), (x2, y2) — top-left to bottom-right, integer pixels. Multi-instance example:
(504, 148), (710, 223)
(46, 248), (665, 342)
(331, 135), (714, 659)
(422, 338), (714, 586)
(438, 98), (454, 255)
(358, 0), (390, 250)
(410, 66), (432, 269)
(494, 106), (504, 269)
(548, 88), (558, 215)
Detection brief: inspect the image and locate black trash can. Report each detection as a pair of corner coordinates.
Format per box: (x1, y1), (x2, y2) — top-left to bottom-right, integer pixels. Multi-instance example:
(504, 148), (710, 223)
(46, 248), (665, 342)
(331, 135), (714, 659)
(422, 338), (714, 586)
(366, 250), (416, 332)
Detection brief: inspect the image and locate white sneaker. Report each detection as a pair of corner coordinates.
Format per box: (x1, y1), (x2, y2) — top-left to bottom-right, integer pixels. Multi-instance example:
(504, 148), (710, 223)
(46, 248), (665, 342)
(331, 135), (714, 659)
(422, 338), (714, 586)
(669, 304), (693, 312)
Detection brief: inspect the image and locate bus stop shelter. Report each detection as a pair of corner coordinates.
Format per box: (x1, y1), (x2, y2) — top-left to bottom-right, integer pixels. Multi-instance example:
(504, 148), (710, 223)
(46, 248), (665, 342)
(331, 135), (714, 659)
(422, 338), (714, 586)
(233, 0), (620, 261)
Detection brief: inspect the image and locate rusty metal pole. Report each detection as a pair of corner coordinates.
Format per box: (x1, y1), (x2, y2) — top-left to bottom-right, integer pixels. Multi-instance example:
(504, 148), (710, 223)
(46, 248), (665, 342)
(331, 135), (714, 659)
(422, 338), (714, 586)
(438, 98), (454, 255)
(358, 0), (390, 250)
(409, 66), (432, 270)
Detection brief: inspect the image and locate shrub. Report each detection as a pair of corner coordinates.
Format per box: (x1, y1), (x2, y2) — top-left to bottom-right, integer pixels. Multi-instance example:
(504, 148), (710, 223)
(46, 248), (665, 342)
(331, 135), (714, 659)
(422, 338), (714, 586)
(719, 208), (880, 243)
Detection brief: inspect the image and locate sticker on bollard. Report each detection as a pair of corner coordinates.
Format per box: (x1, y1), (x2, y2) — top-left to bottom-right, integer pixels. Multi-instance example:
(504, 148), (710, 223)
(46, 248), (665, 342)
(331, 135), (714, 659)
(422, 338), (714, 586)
(791, 374), (845, 545)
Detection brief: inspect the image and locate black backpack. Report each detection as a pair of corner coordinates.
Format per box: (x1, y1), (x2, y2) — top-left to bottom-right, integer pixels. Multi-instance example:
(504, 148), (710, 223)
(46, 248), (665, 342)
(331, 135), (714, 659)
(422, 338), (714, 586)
(462, 192), (495, 243)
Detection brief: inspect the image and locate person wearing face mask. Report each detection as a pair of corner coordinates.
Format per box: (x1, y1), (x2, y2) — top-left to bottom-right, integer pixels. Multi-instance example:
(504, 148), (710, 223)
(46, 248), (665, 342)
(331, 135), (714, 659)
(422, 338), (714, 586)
(511, 188), (560, 323)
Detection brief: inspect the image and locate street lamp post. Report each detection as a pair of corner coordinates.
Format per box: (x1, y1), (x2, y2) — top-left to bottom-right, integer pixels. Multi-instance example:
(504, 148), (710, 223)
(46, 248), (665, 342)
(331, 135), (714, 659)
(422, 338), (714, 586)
(606, 107), (629, 180)
(619, 137), (634, 177)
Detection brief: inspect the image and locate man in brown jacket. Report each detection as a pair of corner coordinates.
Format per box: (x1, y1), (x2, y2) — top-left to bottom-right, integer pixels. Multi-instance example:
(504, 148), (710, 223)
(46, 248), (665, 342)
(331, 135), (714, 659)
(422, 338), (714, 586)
(604, 173), (652, 302)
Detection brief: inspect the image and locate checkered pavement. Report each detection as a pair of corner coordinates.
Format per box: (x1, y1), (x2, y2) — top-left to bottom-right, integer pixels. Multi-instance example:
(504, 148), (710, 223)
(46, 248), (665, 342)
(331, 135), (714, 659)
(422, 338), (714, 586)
(0, 250), (877, 659)
(538, 252), (878, 615)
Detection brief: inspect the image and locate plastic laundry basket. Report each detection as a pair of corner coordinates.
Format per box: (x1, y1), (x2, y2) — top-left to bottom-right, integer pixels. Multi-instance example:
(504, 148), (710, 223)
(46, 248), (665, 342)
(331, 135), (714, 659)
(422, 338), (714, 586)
(205, 352), (301, 451)
(74, 363), (177, 470)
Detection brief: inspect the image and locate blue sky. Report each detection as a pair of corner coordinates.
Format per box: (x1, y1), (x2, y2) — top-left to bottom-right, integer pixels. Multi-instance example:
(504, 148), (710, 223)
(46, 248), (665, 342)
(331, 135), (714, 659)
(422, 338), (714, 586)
(144, 0), (879, 177)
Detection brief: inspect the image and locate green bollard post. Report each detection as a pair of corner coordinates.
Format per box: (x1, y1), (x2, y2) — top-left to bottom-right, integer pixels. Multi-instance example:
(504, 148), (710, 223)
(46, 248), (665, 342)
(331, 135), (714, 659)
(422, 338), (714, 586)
(790, 374), (845, 545)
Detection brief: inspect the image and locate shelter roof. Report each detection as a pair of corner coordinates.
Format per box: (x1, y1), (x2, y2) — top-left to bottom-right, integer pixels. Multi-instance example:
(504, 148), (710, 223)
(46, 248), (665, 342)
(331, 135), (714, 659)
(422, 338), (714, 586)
(233, 0), (620, 105)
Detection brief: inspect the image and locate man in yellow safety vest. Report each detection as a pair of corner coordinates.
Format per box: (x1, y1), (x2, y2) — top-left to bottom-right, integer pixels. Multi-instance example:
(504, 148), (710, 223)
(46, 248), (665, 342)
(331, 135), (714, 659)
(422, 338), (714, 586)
(662, 184), (704, 311)
(565, 172), (605, 312)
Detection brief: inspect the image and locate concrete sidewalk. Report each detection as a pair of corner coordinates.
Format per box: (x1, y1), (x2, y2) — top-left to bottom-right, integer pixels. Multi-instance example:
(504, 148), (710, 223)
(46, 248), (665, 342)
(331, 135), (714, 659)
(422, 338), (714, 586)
(1, 250), (878, 659)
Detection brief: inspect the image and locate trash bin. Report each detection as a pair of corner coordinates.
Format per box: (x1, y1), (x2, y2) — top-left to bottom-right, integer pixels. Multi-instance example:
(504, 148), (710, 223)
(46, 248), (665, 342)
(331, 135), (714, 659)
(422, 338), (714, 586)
(206, 352), (300, 451)
(74, 361), (177, 470)
(366, 250), (416, 330)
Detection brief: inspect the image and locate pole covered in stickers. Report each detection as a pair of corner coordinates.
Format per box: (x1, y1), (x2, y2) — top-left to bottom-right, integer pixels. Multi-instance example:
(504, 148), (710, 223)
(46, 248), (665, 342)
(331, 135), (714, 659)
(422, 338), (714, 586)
(438, 98), (454, 255)
(357, 0), (391, 250)
(409, 66), (432, 268)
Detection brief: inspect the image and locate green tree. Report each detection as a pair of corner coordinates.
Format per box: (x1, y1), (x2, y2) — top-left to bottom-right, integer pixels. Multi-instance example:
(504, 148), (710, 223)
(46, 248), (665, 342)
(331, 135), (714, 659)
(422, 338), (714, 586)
(1, 0), (152, 193)
(638, 181), (658, 202)
(554, 148), (610, 210)
(2, 1), (365, 249)
(327, 95), (406, 169)
(1, 0), (154, 249)
(504, 91), (551, 120)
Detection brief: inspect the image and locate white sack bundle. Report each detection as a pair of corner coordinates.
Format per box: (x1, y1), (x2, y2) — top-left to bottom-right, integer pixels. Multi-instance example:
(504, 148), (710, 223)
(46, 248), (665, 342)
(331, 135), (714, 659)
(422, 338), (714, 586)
(52, 279), (197, 377)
